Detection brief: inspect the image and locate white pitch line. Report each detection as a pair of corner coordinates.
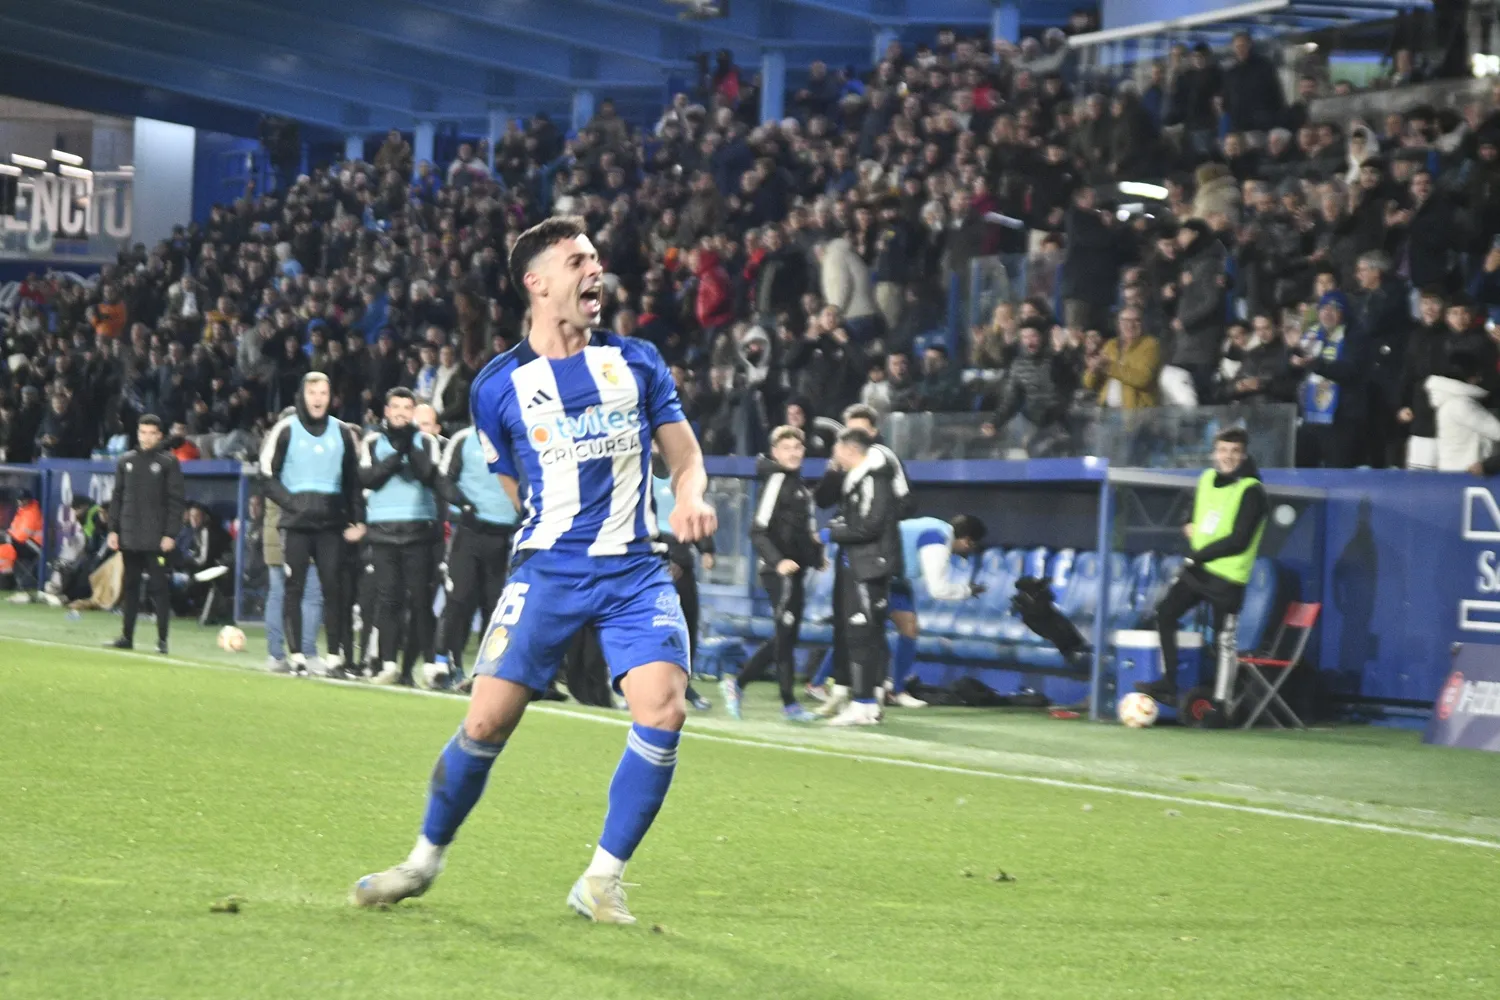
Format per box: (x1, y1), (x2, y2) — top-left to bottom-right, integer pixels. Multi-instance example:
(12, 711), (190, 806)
(6, 632), (1500, 853)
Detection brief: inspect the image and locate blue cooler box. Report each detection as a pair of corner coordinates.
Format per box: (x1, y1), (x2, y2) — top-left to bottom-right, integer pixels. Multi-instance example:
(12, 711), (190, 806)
(1113, 629), (1204, 722)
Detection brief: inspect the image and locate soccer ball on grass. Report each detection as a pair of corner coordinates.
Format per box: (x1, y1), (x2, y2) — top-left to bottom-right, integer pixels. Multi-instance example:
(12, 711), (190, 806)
(217, 625), (247, 653)
(1117, 691), (1160, 728)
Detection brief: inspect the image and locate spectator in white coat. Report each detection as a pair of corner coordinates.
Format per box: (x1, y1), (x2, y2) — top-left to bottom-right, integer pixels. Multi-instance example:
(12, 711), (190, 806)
(1427, 352), (1500, 472)
(818, 235), (879, 342)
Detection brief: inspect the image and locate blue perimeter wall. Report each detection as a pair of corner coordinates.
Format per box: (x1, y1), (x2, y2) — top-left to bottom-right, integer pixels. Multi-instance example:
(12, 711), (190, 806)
(705, 458), (1499, 710)
(18, 456), (1492, 710)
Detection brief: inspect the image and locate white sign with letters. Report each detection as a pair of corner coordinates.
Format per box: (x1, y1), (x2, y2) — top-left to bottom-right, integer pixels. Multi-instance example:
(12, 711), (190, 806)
(1461, 487), (1500, 632)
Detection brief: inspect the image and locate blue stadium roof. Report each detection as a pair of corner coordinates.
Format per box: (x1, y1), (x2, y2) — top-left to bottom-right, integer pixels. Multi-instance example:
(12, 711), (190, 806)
(1073, 0), (1431, 49)
(0, 0), (1083, 134)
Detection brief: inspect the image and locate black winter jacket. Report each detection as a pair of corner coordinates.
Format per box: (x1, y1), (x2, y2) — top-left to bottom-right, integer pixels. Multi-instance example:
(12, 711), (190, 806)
(356, 422), (441, 545)
(750, 457), (822, 574)
(110, 445), (185, 552)
(826, 448), (900, 582)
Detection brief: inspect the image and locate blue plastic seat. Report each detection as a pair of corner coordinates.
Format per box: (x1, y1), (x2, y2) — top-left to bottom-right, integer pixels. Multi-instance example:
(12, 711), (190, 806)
(1047, 548), (1076, 600)
(1119, 552), (1159, 626)
(1023, 546), (1049, 581)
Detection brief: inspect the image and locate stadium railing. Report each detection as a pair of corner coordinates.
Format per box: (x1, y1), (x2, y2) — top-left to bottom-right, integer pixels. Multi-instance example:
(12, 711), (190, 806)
(883, 403), (1298, 468)
(20, 459), (254, 619)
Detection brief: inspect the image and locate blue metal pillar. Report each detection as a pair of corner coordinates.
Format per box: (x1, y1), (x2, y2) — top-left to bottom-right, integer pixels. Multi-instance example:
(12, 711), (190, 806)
(991, 1), (1020, 45)
(760, 49), (786, 125)
(487, 108), (508, 171)
(571, 89), (595, 134)
(872, 28), (898, 66)
(1089, 477), (1116, 722)
(344, 133), (364, 164)
(412, 122), (435, 179)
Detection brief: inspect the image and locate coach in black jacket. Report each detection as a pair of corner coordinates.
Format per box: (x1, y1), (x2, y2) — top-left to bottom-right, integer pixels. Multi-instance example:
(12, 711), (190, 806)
(823, 428), (899, 725)
(734, 426), (825, 712)
(107, 414), (185, 653)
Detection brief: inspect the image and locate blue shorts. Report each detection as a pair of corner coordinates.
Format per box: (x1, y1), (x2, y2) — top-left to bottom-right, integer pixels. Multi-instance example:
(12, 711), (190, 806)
(888, 577), (915, 614)
(472, 550), (690, 692)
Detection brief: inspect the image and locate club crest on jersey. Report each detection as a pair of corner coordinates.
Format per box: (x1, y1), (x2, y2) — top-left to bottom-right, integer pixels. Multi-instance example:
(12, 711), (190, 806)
(482, 625), (509, 662)
(652, 588), (686, 629)
(600, 361), (620, 385)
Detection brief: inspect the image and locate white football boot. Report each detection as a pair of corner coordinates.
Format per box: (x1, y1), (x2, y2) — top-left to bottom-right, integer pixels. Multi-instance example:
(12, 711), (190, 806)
(812, 683), (851, 718)
(370, 661), (402, 686)
(827, 700), (882, 727)
(566, 874), (637, 924)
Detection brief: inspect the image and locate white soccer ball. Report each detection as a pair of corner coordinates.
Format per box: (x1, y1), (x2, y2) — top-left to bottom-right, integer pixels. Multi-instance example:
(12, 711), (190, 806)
(217, 625), (247, 653)
(1117, 691), (1160, 728)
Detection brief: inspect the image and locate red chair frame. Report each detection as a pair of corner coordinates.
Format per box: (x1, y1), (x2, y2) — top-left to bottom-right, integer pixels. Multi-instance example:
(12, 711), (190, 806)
(1236, 601), (1320, 729)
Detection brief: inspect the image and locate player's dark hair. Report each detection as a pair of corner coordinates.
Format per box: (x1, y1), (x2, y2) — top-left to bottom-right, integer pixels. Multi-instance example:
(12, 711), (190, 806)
(841, 403), (880, 427)
(509, 215), (588, 298)
(951, 514), (987, 542)
(1214, 426), (1250, 448)
(837, 428), (875, 451)
(137, 414), (163, 430)
(385, 387), (416, 404)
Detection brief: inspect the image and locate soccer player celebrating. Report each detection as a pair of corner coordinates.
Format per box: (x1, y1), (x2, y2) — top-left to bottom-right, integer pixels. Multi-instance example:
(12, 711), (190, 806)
(352, 217), (716, 924)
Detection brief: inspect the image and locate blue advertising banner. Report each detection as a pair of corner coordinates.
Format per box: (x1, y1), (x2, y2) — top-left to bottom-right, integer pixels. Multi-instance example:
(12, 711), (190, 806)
(1425, 644), (1500, 752)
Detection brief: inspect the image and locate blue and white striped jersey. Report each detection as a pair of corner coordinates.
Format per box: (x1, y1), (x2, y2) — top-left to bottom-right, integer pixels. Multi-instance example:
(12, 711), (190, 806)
(469, 330), (685, 557)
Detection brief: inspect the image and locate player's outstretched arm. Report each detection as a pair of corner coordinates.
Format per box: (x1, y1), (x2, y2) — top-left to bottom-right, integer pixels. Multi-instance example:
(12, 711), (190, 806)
(655, 420), (716, 544)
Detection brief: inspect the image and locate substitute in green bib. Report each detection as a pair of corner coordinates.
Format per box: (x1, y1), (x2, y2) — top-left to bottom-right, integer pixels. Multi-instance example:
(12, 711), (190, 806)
(1137, 427), (1268, 709)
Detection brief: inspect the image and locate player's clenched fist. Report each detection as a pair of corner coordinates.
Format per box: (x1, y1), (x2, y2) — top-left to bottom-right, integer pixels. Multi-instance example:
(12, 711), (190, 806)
(670, 497), (717, 543)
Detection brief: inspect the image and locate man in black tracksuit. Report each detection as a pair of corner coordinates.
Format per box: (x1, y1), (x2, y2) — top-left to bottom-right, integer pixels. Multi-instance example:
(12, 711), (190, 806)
(815, 404), (917, 518)
(821, 428), (899, 726)
(728, 426), (825, 718)
(358, 388), (441, 685)
(259, 373), (365, 674)
(107, 414), (185, 653)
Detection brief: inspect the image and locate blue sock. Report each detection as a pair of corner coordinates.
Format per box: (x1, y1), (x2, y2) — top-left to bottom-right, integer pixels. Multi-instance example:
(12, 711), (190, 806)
(892, 634), (917, 691)
(435, 653), (450, 666)
(811, 649), (835, 687)
(421, 726), (505, 846)
(597, 724), (679, 862)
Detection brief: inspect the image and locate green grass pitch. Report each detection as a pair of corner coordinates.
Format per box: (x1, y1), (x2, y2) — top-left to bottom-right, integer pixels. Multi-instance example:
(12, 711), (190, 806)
(2, 605), (1499, 999)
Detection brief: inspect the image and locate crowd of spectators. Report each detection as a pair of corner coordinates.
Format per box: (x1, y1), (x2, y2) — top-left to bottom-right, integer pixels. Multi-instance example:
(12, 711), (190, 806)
(5, 24), (1500, 471)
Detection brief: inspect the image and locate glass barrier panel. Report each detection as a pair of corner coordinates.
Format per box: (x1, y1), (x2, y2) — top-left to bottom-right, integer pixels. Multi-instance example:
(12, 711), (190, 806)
(884, 403), (1296, 468)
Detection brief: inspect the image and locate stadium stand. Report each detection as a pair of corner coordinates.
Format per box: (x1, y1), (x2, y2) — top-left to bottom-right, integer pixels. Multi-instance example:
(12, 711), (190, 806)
(3, 4), (1500, 476)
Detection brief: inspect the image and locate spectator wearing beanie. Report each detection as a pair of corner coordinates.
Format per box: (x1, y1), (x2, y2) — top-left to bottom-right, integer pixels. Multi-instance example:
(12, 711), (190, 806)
(1294, 290), (1370, 468)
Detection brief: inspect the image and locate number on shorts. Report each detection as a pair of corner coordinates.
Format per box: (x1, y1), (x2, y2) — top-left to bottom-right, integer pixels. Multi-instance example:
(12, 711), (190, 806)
(495, 582), (530, 626)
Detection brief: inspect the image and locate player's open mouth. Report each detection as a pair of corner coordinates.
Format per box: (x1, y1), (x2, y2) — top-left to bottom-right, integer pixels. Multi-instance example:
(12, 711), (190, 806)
(580, 286), (602, 315)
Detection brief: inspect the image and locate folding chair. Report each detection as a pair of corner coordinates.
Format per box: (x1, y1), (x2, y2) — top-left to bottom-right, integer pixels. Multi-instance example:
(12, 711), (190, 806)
(1235, 602), (1319, 730)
